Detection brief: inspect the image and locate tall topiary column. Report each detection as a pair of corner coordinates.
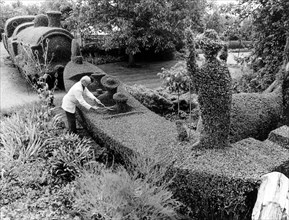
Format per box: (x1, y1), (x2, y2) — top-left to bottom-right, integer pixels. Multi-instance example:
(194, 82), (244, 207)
(192, 29), (232, 149)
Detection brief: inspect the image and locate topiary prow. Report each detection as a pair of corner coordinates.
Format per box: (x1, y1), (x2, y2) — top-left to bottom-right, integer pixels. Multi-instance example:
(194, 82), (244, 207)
(190, 29), (232, 149)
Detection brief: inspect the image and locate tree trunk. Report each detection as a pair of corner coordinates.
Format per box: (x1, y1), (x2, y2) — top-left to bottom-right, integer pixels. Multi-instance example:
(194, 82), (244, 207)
(128, 53), (135, 67)
(252, 172), (289, 220)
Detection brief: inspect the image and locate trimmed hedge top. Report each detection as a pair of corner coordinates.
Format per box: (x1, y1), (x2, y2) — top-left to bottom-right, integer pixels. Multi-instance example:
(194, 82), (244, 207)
(177, 138), (289, 180)
(75, 81), (289, 219)
(77, 84), (178, 162)
(230, 91), (283, 142)
(77, 84), (289, 181)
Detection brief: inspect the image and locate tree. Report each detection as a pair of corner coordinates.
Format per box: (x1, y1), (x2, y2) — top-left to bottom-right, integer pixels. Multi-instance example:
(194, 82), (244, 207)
(0, 0), (40, 32)
(238, 0), (289, 88)
(203, 1), (224, 34)
(83, 0), (206, 66)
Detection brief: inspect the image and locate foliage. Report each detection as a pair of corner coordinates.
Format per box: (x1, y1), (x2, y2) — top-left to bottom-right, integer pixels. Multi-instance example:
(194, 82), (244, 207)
(39, 0), (73, 28)
(203, 9), (223, 34)
(168, 169), (258, 220)
(20, 37), (58, 106)
(0, 161), (75, 219)
(158, 61), (191, 115)
(20, 38), (54, 79)
(79, 0), (206, 65)
(61, 0), (91, 38)
(47, 133), (94, 184)
(238, 0), (289, 88)
(0, 1), (41, 30)
(0, 103), (99, 218)
(202, 1), (253, 42)
(195, 29), (224, 59)
(126, 84), (174, 115)
(0, 105), (61, 167)
(73, 160), (181, 220)
(158, 62), (191, 94)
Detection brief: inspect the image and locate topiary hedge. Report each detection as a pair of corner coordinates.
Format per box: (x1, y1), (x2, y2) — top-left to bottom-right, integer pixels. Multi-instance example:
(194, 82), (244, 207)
(167, 136), (289, 219)
(75, 82), (289, 219)
(230, 91), (283, 142)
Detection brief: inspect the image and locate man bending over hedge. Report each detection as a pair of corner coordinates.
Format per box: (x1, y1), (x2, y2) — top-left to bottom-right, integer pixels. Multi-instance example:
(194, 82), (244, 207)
(62, 75), (104, 134)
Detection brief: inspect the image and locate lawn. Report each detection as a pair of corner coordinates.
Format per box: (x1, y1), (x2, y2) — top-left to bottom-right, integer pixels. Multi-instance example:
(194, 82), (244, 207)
(98, 52), (248, 89)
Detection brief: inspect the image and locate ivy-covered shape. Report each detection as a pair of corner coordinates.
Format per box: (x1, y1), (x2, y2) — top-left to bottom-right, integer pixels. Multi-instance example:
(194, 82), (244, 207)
(195, 29), (225, 60)
(113, 92), (128, 103)
(197, 91), (283, 143)
(101, 75), (120, 90)
(33, 14), (48, 27)
(219, 44), (228, 62)
(108, 92), (130, 113)
(46, 11), (62, 27)
(97, 76), (120, 106)
(193, 29), (232, 149)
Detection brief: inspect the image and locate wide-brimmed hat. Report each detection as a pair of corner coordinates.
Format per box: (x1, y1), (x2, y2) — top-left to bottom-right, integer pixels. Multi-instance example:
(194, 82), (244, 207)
(101, 75), (120, 89)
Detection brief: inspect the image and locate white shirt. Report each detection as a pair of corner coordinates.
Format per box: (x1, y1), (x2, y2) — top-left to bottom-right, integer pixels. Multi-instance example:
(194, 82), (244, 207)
(62, 81), (97, 113)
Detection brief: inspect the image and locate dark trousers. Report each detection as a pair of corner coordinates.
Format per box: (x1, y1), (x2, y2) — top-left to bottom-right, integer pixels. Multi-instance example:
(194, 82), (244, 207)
(65, 111), (77, 134)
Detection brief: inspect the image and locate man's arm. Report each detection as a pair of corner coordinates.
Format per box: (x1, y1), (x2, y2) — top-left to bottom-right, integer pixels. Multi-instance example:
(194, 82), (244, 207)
(84, 87), (103, 105)
(74, 89), (93, 110)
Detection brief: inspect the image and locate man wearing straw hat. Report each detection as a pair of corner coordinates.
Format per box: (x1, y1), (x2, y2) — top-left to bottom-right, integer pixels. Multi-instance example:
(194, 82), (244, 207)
(62, 75), (105, 134)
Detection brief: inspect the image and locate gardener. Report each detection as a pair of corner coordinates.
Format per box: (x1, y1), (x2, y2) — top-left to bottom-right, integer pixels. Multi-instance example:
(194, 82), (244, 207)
(62, 75), (104, 134)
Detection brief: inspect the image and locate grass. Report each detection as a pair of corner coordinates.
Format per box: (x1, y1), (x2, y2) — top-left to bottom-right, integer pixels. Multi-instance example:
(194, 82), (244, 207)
(97, 54), (246, 89)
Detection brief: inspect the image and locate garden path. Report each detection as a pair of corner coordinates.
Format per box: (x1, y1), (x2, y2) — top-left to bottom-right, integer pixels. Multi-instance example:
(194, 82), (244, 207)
(0, 42), (41, 112)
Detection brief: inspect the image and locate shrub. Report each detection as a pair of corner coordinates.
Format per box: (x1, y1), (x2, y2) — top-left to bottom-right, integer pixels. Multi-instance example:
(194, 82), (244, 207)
(157, 61), (191, 94)
(0, 104), (62, 166)
(73, 160), (181, 220)
(126, 84), (174, 115)
(157, 61), (192, 115)
(47, 133), (95, 184)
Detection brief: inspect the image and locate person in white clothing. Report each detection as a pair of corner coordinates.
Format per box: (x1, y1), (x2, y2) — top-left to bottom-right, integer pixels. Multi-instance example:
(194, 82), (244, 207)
(62, 75), (103, 134)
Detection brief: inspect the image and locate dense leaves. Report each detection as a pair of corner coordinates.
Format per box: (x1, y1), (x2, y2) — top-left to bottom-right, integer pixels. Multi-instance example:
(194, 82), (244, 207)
(238, 0), (289, 89)
(82, 0), (206, 65)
